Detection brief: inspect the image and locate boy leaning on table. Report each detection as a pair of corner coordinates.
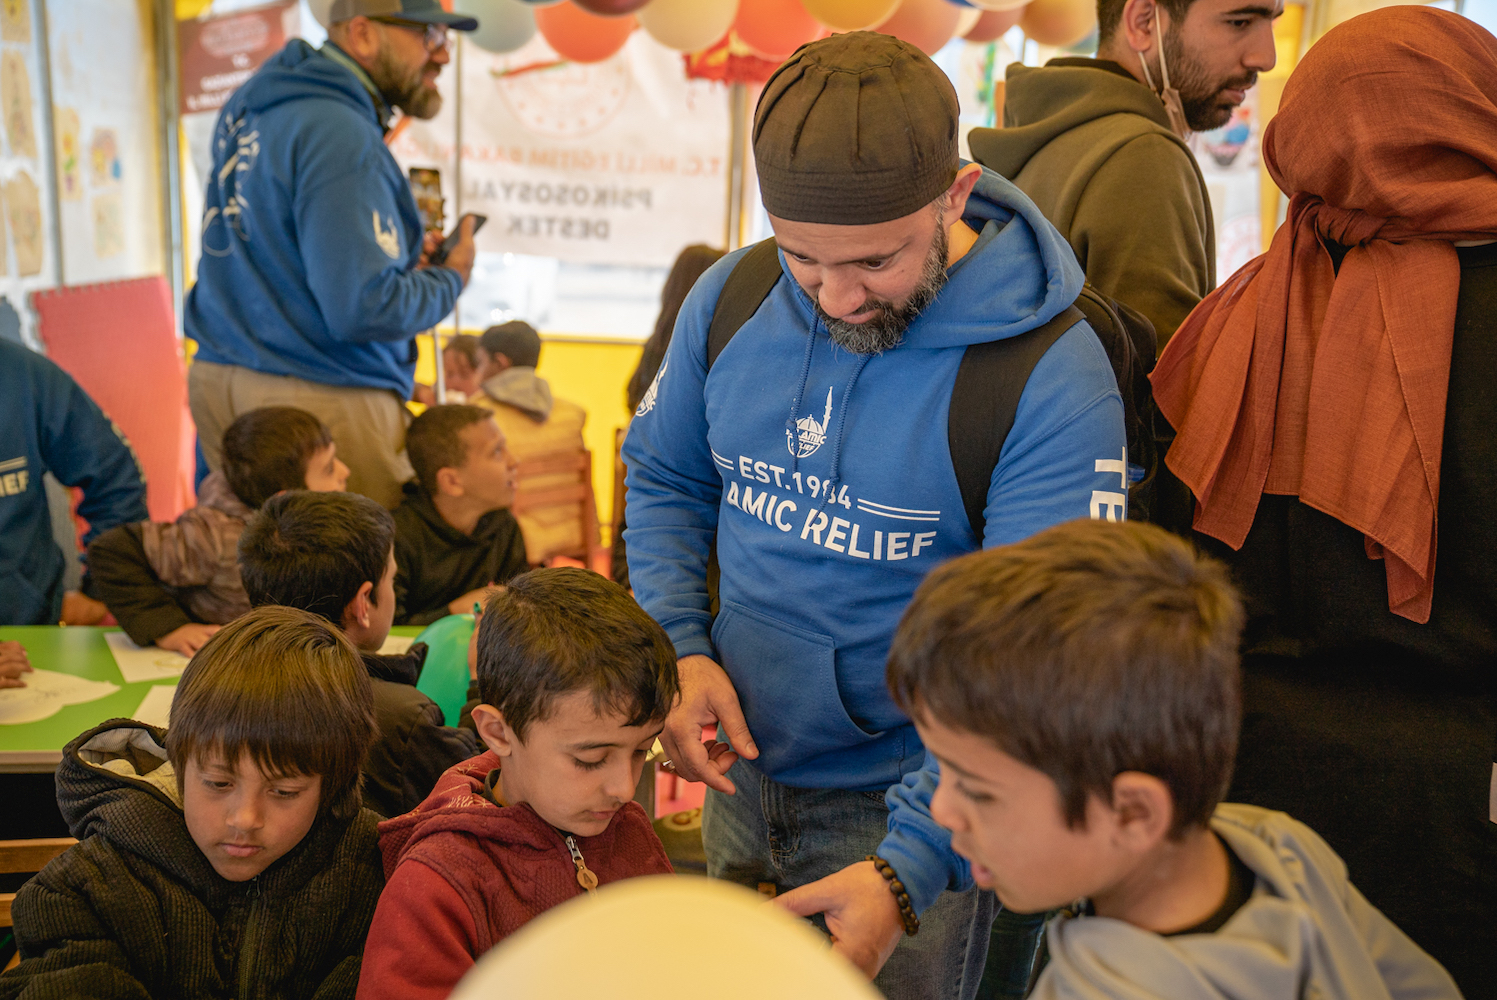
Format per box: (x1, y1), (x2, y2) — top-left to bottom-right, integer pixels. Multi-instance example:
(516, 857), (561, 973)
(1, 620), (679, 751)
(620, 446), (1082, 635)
(0, 641), (30, 688)
(0, 606), (384, 1000)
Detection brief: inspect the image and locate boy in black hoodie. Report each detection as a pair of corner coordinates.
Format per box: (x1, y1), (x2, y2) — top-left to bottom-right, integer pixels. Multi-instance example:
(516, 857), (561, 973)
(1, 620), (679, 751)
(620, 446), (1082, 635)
(238, 490), (483, 818)
(392, 404), (528, 625)
(0, 606), (383, 1000)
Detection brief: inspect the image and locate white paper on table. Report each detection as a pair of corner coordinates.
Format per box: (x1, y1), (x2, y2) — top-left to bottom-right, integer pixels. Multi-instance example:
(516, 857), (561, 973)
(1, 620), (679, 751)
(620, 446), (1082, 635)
(104, 632), (190, 683)
(131, 685), (177, 729)
(377, 635), (415, 656)
(0, 669), (120, 725)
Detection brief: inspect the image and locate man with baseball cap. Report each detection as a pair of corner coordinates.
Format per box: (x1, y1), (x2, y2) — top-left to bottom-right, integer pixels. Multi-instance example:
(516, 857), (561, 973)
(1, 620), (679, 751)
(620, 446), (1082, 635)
(185, 0), (480, 509)
(623, 32), (1125, 997)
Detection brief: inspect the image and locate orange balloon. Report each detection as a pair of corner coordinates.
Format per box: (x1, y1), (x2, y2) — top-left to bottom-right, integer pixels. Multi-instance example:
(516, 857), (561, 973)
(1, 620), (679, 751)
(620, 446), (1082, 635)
(535, 1), (637, 62)
(1018, 0), (1095, 46)
(875, 0), (960, 54)
(735, 0), (821, 58)
(963, 5), (1023, 40)
(799, 0), (901, 32)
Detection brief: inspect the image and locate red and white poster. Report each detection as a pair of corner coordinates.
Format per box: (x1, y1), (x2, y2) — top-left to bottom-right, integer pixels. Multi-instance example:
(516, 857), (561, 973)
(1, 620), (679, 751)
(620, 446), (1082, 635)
(390, 32), (730, 269)
(178, 1), (298, 116)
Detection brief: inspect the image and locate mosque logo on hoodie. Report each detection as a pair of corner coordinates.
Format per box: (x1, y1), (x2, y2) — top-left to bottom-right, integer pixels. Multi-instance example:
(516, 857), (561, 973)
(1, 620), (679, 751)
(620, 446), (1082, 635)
(788, 386), (834, 459)
(373, 211), (401, 260)
(636, 356), (667, 417)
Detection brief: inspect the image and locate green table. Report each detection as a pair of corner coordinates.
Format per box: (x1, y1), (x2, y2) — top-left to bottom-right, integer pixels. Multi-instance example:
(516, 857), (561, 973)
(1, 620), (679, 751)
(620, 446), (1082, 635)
(0, 625), (424, 773)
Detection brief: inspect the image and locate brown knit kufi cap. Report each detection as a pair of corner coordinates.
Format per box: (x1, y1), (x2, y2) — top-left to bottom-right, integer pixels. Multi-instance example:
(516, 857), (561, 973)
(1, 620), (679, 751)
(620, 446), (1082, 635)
(753, 31), (960, 226)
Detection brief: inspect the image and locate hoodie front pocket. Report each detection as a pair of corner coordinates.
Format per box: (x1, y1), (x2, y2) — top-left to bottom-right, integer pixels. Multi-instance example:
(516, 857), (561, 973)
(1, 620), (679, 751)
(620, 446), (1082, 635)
(712, 600), (883, 778)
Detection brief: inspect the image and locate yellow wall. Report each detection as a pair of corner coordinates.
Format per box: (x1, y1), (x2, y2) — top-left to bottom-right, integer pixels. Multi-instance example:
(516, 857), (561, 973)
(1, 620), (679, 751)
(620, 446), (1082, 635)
(416, 334), (643, 536)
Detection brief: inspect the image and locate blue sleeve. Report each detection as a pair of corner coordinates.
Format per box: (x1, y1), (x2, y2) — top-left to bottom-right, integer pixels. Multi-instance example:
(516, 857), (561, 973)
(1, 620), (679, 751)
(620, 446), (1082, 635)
(293, 126), (461, 345)
(33, 357), (148, 547)
(878, 323), (1126, 914)
(620, 255), (740, 659)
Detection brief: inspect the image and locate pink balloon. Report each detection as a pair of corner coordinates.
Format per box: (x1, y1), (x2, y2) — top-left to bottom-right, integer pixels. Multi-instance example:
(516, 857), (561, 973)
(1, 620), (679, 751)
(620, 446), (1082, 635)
(963, 5), (1023, 40)
(875, 0), (960, 54)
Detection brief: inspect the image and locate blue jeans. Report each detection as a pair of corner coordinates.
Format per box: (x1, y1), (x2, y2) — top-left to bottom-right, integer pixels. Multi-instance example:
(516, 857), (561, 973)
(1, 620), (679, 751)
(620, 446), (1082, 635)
(703, 759), (996, 1000)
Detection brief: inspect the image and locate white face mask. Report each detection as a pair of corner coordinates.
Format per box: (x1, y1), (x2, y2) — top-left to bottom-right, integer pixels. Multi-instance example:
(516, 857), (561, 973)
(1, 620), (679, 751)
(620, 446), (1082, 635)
(1137, 13), (1191, 138)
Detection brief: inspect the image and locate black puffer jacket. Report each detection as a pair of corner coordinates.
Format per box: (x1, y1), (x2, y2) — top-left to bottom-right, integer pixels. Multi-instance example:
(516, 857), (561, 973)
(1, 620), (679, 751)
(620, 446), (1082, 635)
(0, 721), (384, 1000)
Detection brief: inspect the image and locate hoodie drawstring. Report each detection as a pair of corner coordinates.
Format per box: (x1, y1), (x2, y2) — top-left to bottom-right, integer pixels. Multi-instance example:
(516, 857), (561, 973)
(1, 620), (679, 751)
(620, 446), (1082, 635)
(784, 324), (819, 481)
(817, 352), (872, 514)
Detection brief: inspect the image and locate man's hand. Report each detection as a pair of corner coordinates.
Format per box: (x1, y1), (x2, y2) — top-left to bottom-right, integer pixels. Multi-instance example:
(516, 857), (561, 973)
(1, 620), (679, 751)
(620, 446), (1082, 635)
(411, 383), (437, 406)
(417, 229), (442, 267)
(659, 654), (758, 794)
(441, 215), (477, 287)
(775, 860), (905, 979)
(60, 591), (107, 626)
(155, 623), (220, 658)
(1, 640), (32, 689)
(449, 585), (501, 617)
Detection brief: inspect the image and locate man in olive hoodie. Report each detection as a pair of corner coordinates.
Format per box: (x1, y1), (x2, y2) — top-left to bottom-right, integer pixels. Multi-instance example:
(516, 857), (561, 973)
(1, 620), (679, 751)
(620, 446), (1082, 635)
(970, 0), (1279, 350)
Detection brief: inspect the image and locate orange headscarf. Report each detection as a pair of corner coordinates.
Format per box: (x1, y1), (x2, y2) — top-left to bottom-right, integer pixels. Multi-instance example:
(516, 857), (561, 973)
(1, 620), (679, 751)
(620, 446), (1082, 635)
(1151, 6), (1497, 623)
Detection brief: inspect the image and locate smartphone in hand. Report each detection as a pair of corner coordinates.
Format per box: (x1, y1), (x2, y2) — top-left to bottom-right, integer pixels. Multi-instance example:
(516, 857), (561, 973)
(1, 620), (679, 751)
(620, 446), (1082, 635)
(430, 213), (487, 266)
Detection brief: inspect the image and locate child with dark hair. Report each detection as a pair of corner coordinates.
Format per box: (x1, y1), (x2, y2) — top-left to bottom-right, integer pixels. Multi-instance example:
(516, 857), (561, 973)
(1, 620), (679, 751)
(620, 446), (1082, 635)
(0, 606), (384, 1000)
(393, 404), (526, 625)
(885, 519), (1460, 1000)
(356, 568), (679, 1000)
(87, 406), (347, 656)
(412, 333), (484, 405)
(239, 490), (482, 818)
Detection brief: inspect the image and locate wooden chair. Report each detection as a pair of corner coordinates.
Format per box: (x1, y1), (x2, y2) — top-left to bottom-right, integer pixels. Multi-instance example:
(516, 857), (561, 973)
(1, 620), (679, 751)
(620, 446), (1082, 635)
(510, 449), (606, 573)
(1, 838), (76, 972)
(611, 425), (629, 571)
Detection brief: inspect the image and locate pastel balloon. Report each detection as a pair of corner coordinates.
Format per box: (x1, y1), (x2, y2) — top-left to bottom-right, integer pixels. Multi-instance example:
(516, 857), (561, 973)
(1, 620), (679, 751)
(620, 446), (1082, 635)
(968, 0), (1030, 10)
(734, 0), (822, 58)
(955, 7), (983, 34)
(639, 0), (740, 52)
(573, 0), (651, 12)
(799, 0), (902, 32)
(535, 1), (637, 61)
(1018, 0), (1095, 44)
(876, 0), (961, 54)
(457, 0), (538, 53)
(963, 4), (1023, 38)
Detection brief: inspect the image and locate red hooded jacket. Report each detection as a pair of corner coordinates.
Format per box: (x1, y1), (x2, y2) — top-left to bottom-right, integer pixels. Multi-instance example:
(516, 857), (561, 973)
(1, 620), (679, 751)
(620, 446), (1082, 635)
(355, 751), (673, 1000)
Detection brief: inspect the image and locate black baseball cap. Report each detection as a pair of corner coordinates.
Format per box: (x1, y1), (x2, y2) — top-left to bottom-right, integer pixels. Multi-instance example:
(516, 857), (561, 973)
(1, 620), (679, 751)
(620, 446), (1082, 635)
(327, 0), (478, 31)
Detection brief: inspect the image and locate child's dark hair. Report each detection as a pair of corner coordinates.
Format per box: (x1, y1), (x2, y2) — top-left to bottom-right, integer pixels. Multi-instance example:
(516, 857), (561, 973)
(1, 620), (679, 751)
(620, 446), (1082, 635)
(887, 520), (1244, 838)
(238, 491), (395, 624)
(480, 321), (541, 369)
(445, 333), (481, 367)
(166, 605), (376, 820)
(221, 406), (334, 509)
(405, 404), (494, 494)
(476, 567), (679, 741)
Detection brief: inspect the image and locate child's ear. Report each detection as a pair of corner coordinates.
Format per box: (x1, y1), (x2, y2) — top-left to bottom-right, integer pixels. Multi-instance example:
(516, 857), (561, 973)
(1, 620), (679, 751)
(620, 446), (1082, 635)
(435, 465), (464, 498)
(340, 580), (375, 632)
(472, 704), (519, 759)
(1107, 771), (1174, 852)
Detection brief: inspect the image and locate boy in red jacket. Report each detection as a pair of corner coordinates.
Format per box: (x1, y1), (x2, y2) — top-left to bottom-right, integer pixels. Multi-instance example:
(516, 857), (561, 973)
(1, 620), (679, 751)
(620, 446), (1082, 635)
(357, 567), (681, 1000)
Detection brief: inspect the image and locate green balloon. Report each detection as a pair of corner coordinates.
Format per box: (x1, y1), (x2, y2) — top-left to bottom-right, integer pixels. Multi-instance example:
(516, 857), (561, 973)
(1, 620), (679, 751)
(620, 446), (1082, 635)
(414, 613), (476, 727)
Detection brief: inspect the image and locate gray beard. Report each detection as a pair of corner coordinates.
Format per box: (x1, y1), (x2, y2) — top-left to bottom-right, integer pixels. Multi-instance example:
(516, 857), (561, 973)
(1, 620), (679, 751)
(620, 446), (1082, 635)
(816, 221), (950, 355)
(371, 45), (443, 120)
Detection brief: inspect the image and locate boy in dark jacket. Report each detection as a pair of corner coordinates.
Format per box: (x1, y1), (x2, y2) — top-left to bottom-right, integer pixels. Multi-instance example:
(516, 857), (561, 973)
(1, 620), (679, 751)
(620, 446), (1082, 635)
(393, 404), (527, 625)
(0, 606), (384, 1000)
(357, 568), (679, 1000)
(88, 406), (349, 657)
(239, 490), (482, 818)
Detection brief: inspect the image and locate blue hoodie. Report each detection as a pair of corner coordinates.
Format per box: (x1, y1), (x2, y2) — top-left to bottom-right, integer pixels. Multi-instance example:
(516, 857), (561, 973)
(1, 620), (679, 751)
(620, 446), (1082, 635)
(0, 340), (147, 625)
(184, 41), (461, 398)
(623, 167), (1127, 916)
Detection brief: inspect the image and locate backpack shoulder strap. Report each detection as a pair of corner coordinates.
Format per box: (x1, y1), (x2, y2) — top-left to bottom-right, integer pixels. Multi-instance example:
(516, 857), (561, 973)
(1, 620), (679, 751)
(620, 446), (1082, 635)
(950, 304), (1085, 546)
(707, 238), (783, 369)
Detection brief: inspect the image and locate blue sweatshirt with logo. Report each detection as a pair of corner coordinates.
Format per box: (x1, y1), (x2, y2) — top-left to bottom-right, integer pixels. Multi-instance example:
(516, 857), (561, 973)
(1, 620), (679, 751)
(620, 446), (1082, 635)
(0, 339), (147, 625)
(184, 40), (460, 398)
(623, 167), (1127, 915)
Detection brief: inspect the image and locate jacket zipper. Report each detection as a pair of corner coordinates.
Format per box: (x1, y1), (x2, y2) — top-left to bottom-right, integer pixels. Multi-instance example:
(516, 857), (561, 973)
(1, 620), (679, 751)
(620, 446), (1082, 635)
(565, 835), (598, 895)
(236, 876), (262, 1000)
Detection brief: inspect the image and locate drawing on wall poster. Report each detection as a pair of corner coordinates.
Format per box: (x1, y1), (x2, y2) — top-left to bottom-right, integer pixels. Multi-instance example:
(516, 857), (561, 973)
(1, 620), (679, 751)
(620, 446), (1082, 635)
(5, 170), (44, 276)
(92, 192), (123, 258)
(56, 107), (81, 200)
(90, 129), (121, 187)
(1, 50), (36, 159)
(0, 0), (30, 44)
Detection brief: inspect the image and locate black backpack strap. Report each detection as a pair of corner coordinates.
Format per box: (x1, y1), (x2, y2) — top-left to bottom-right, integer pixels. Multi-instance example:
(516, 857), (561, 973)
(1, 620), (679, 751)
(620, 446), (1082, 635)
(950, 304), (1085, 546)
(707, 238), (782, 369)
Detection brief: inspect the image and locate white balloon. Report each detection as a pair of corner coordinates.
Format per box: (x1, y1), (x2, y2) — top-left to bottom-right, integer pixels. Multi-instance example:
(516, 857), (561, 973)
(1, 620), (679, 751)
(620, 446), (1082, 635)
(450, 877), (882, 1000)
(955, 7), (983, 34)
(637, 0), (739, 52)
(457, 0), (538, 54)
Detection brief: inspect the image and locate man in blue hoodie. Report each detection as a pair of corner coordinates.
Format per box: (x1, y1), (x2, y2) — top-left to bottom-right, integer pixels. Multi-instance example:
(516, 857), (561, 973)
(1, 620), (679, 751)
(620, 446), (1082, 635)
(623, 34), (1127, 999)
(185, 0), (478, 509)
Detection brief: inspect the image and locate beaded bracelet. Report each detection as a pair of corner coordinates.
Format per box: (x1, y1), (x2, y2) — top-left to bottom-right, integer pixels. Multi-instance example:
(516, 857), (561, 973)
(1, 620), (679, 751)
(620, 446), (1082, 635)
(866, 854), (920, 937)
